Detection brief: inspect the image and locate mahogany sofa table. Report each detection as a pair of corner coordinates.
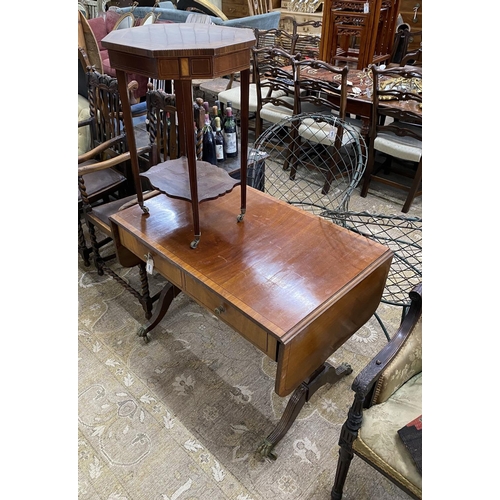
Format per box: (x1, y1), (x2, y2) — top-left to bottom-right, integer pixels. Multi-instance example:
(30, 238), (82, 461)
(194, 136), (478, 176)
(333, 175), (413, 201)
(102, 23), (256, 248)
(109, 187), (393, 459)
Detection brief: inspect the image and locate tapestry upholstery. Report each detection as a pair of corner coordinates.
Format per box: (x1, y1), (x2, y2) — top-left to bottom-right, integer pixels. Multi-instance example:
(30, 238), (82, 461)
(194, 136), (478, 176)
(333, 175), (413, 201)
(354, 372), (422, 496)
(372, 316), (422, 404)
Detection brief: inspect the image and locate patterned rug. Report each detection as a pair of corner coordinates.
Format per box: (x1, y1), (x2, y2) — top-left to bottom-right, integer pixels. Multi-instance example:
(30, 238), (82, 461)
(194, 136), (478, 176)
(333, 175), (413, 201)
(78, 252), (413, 500)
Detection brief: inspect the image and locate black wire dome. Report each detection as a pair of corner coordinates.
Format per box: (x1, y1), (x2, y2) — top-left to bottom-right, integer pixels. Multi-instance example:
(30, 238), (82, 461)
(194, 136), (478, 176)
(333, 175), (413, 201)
(248, 112), (367, 214)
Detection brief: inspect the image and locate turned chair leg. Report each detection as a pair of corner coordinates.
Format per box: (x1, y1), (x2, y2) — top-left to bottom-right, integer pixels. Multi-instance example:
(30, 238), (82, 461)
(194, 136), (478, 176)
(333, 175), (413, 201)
(138, 261), (153, 320)
(87, 220), (105, 276)
(78, 214), (92, 267)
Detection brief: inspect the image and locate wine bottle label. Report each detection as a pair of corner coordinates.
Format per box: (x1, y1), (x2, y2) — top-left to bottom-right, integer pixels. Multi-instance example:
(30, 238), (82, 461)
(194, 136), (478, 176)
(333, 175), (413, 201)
(215, 144), (224, 160)
(224, 132), (237, 153)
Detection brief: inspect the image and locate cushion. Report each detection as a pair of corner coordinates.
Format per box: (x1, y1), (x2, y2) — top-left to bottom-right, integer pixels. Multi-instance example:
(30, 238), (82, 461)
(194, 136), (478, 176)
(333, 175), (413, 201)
(87, 16), (108, 50)
(105, 9), (122, 33)
(354, 372), (422, 494)
(218, 83), (285, 113)
(298, 116), (362, 147)
(374, 129), (422, 162)
(259, 96), (295, 124)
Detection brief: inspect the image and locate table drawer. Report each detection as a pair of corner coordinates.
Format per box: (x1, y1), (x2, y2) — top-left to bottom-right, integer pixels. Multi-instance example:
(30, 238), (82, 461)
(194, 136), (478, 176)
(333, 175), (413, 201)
(118, 228), (183, 289)
(184, 274), (277, 359)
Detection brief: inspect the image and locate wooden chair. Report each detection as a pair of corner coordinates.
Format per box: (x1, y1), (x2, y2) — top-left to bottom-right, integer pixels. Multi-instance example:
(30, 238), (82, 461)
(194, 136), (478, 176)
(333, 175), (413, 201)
(401, 47), (422, 67)
(78, 70), (165, 320)
(319, 0), (399, 69)
(247, 0), (272, 16)
(331, 283), (422, 500)
(145, 88), (181, 165)
(291, 58), (363, 194)
(291, 18), (322, 59)
(252, 46), (299, 139)
(360, 64), (422, 213)
(217, 27), (296, 127)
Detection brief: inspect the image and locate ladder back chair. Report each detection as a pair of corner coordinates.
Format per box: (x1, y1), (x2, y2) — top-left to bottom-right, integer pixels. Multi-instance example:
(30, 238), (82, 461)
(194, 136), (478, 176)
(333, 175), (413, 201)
(252, 46), (299, 139)
(291, 58), (363, 194)
(360, 64), (422, 213)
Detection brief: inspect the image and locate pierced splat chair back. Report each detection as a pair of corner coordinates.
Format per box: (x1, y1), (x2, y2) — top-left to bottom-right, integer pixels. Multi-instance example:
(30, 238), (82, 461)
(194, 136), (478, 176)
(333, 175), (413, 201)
(86, 69), (127, 153)
(145, 88), (181, 164)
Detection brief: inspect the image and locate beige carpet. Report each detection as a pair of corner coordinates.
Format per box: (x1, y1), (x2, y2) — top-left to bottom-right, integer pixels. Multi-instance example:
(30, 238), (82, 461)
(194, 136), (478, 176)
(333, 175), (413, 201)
(78, 249), (413, 499)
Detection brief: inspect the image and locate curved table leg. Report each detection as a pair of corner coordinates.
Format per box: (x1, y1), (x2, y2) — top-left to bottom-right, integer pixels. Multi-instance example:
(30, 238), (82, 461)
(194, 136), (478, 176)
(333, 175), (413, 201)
(137, 282), (181, 343)
(256, 361), (352, 460)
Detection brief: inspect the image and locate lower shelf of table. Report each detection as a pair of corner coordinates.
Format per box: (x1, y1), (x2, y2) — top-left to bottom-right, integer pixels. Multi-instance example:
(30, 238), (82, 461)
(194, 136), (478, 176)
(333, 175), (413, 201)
(140, 156), (241, 203)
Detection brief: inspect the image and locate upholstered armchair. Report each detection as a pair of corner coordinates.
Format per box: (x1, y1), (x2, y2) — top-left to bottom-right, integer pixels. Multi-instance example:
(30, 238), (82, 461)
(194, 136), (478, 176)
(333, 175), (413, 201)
(331, 283), (422, 499)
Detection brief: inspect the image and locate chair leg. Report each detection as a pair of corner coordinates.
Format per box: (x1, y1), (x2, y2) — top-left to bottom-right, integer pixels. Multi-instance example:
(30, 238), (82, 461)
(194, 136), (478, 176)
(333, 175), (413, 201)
(78, 214), (92, 267)
(331, 445), (354, 500)
(331, 392), (364, 499)
(401, 158), (422, 213)
(87, 219), (105, 276)
(138, 261), (153, 320)
(360, 144), (376, 198)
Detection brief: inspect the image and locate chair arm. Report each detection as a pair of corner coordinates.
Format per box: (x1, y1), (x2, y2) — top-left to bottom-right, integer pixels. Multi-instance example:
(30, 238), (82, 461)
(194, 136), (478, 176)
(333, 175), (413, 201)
(352, 283), (422, 407)
(78, 134), (127, 164)
(78, 116), (93, 128)
(78, 151), (131, 176)
(78, 145), (151, 175)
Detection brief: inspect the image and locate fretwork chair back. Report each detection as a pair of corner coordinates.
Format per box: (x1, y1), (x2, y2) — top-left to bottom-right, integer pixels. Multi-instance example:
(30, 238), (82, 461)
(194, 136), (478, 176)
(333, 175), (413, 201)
(78, 66), (131, 266)
(252, 46), (299, 140)
(249, 112), (367, 214)
(325, 210), (422, 341)
(290, 58), (363, 194)
(360, 64), (422, 213)
(86, 67), (126, 152)
(145, 88), (181, 165)
(331, 283), (422, 500)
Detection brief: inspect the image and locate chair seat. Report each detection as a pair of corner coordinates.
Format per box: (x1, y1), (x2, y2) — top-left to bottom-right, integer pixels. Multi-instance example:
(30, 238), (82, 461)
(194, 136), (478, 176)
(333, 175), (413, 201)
(298, 116), (362, 147)
(259, 96), (295, 124)
(354, 372), (422, 492)
(374, 123), (422, 163)
(78, 164), (127, 204)
(218, 82), (286, 113)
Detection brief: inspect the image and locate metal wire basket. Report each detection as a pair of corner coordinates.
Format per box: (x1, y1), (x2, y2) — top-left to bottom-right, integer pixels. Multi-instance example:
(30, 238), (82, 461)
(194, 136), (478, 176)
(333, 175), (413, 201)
(249, 112), (367, 213)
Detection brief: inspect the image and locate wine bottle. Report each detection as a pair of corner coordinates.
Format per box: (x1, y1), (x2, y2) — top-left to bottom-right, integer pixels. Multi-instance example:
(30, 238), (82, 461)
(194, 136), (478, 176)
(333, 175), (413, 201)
(211, 105), (219, 130)
(223, 107), (238, 158)
(202, 114), (217, 166)
(214, 116), (225, 162)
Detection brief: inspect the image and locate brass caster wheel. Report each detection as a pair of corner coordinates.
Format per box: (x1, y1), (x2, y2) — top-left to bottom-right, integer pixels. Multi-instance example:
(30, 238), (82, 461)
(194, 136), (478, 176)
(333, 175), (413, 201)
(190, 239), (199, 249)
(237, 214), (245, 223)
